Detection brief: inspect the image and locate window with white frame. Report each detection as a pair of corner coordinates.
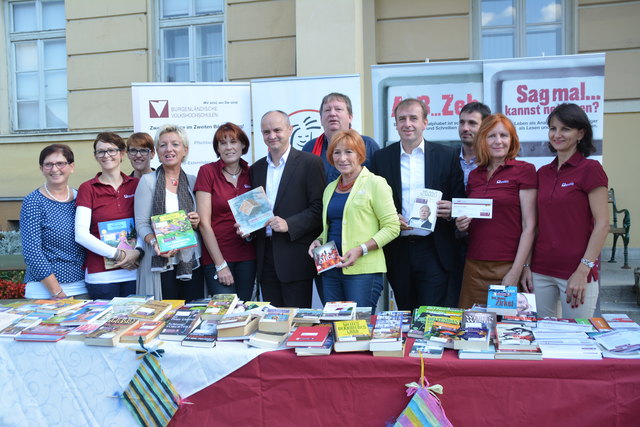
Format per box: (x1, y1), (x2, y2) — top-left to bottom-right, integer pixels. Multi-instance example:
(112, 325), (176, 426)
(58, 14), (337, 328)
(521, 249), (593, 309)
(477, 0), (569, 59)
(8, 0), (67, 130)
(158, 0), (225, 82)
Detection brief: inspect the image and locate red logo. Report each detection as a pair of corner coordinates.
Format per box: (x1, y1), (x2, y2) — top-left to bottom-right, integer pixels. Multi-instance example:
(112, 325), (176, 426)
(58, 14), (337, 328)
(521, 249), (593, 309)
(149, 100), (169, 118)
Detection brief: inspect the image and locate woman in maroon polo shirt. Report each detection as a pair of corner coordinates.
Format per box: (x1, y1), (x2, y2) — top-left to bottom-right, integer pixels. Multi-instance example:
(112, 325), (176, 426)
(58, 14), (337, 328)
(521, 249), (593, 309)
(75, 132), (142, 299)
(194, 123), (256, 300)
(528, 103), (609, 318)
(456, 114), (537, 308)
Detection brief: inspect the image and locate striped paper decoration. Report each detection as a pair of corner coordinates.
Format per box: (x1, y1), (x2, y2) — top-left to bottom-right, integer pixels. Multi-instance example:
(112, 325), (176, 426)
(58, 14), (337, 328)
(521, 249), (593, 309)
(123, 353), (180, 427)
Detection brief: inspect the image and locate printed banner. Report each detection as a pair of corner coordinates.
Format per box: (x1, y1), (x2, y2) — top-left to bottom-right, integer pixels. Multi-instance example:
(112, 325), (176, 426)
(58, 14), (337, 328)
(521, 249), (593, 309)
(250, 75), (363, 161)
(131, 83), (251, 175)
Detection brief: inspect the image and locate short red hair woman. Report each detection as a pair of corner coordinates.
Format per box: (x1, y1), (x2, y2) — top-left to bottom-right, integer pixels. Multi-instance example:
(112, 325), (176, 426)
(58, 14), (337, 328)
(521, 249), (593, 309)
(456, 114), (537, 308)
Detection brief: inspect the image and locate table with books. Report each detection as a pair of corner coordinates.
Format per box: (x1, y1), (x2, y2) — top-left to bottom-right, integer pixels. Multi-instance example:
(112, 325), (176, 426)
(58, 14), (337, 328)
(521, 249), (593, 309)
(2, 295), (640, 426)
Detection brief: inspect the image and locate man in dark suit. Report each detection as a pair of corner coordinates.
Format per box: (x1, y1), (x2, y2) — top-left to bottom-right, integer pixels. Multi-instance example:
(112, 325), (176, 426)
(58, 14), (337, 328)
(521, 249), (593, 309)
(371, 98), (465, 310)
(250, 110), (325, 307)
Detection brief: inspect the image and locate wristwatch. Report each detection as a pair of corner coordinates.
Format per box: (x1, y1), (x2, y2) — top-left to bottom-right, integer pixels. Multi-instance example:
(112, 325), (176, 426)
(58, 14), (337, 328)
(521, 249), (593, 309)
(580, 258), (595, 268)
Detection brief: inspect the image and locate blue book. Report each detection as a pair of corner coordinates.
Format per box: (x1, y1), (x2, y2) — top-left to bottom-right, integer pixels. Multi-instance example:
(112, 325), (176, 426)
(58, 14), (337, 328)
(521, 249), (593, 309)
(98, 217), (136, 269)
(487, 285), (518, 316)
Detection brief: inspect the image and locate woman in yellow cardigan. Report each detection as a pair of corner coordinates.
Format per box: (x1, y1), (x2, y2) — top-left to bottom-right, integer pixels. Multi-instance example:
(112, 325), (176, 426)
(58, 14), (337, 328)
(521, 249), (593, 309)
(308, 130), (400, 312)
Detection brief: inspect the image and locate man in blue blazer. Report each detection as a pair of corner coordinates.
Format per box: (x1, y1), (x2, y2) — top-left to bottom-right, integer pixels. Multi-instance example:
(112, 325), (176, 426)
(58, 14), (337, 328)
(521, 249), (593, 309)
(370, 98), (465, 310)
(250, 110), (325, 307)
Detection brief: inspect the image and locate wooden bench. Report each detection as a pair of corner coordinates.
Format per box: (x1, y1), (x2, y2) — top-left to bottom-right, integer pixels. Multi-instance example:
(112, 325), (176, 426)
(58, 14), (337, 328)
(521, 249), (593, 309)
(607, 188), (631, 269)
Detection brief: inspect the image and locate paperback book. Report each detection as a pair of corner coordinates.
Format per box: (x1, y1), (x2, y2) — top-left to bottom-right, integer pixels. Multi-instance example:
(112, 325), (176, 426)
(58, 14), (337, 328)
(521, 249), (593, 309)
(295, 334), (334, 356)
(34, 299), (88, 315)
(312, 241), (342, 273)
(158, 308), (202, 341)
(84, 317), (139, 346)
(182, 320), (218, 348)
(0, 316), (42, 338)
(228, 186), (274, 235)
(369, 311), (403, 352)
(407, 188), (442, 232)
(217, 314), (260, 338)
(333, 319), (372, 352)
(494, 322), (538, 351)
(98, 217), (136, 269)
(487, 285), (518, 316)
(248, 330), (289, 349)
(409, 339), (444, 359)
(129, 300), (173, 322)
(320, 301), (356, 321)
(286, 325), (331, 348)
(201, 294), (239, 321)
(120, 321), (165, 344)
(150, 210), (198, 253)
(259, 308), (296, 333)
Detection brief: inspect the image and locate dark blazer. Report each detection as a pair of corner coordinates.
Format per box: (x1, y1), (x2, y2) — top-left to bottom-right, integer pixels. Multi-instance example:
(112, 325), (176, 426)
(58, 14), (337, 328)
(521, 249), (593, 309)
(370, 140), (465, 272)
(250, 147), (325, 283)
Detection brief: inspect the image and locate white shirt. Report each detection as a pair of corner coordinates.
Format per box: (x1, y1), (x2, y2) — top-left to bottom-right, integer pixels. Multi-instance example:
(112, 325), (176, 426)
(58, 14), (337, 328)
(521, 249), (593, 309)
(265, 145), (292, 236)
(400, 140), (429, 237)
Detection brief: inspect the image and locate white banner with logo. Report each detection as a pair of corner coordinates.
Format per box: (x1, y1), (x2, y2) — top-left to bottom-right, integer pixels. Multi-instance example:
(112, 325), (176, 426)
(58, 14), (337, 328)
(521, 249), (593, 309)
(250, 75), (362, 161)
(131, 82), (252, 176)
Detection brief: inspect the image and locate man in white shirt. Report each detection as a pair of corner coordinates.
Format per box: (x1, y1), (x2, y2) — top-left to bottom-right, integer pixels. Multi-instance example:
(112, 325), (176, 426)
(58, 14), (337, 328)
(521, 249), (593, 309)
(371, 99), (465, 310)
(249, 110), (325, 307)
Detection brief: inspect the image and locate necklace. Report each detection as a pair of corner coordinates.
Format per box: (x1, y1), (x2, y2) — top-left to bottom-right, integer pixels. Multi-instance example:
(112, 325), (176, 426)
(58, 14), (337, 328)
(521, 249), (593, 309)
(222, 165), (241, 179)
(167, 176), (179, 186)
(44, 182), (70, 202)
(337, 176), (355, 192)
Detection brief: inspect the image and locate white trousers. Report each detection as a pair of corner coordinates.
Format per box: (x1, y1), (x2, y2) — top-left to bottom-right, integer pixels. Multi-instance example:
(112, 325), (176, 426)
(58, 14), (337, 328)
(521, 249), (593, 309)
(532, 272), (599, 318)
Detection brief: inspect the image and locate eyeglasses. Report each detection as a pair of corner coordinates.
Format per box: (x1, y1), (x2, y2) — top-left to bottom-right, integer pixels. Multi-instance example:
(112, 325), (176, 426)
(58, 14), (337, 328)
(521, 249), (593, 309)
(42, 161), (69, 170)
(94, 148), (121, 158)
(127, 148), (152, 157)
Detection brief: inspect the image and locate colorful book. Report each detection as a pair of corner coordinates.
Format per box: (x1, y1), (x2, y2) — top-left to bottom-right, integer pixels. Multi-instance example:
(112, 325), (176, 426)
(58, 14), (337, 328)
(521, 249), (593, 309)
(158, 308), (202, 341)
(258, 308), (296, 333)
(129, 300), (173, 322)
(320, 301), (356, 321)
(150, 210), (198, 253)
(407, 188), (442, 232)
(0, 312), (23, 331)
(487, 285), (518, 316)
(58, 301), (113, 327)
(34, 299), (88, 315)
(98, 217), (136, 269)
(0, 316), (42, 338)
(108, 296), (152, 315)
(120, 321), (165, 344)
(84, 317), (139, 346)
(409, 339), (444, 359)
(228, 186), (274, 235)
(333, 319), (372, 352)
(312, 241), (342, 273)
(65, 322), (108, 341)
(16, 323), (76, 341)
(292, 308), (323, 325)
(452, 325), (491, 351)
(494, 322), (538, 351)
(286, 326), (331, 348)
(370, 311), (404, 352)
(201, 294), (239, 321)
(181, 320), (218, 348)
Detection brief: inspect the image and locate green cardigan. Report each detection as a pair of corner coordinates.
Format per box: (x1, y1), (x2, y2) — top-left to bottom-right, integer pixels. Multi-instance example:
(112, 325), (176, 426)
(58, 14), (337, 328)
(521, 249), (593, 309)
(318, 167), (400, 275)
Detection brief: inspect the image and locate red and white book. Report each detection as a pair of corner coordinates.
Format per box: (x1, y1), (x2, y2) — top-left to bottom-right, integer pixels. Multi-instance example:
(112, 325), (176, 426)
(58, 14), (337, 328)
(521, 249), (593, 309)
(286, 326), (331, 347)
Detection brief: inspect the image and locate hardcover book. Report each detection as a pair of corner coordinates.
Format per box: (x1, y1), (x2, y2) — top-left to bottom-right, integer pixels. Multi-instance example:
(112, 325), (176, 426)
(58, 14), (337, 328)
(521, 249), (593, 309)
(98, 217), (136, 269)
(228, 186), (274, 235)
(487, 285), (518, 316)
(201, 294), (239, 321)
(150, 210), (198, 253)
(312, 241), (341, 273)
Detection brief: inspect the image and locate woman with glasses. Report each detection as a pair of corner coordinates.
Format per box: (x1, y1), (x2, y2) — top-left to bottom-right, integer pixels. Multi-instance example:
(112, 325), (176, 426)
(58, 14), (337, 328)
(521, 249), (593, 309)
(134, 124), (204, 301)
(195, 122), (256, 300)
(75, 133), (142, 299)
(126, 132), (156, 178)
(20, 144), (89, 300)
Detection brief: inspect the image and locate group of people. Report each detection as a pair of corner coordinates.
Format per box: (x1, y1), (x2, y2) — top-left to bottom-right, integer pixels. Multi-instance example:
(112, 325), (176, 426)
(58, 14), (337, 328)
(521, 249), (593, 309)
(20, 92), (608, 319)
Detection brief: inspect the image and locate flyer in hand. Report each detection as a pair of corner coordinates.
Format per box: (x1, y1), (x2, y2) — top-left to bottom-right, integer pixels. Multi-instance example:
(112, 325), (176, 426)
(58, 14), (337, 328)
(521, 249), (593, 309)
(150, 210), (198, 253)
(98, 218), (137, 269)
(228, 186), (274, 235)
(407, 188), (442, 232)
(312, 241), (341, 273)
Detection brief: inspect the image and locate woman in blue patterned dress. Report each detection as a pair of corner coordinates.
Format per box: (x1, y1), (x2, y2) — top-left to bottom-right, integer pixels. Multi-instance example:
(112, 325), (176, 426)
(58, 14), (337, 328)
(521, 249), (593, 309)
(20, 144), (88, 299)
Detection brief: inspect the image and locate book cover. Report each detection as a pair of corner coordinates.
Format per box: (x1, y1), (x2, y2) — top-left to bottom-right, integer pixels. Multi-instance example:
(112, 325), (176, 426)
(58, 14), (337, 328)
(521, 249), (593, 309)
(201, 294), (239, 321)
(59, 301), (113, 326)
(228, 186), (274, 235)
(409, 339), (444, 359)
(370, 312), (403, 351)
(286, 326), (330, 347)
(129, 300), (173, 322)
(494, 322), (538, 351)
(487, 285), (518, 316)
(0, 316), (42, 338)
(98, 217), (136, 269)
(217, 316), (259, 339)
(407, 188), (442, 232)
(85, 317), (139, 346)
(312, 241), (341, 273)
(121, 321), (165, 344)
(108, 296), (151, 315)
(150, 210), (198, 253)
(292, 308), (323, 325)
(259, 308), (295, 333)
(334, 319), (371, 342)
(34, 299), (88, 315)
(217, 313), (254, 329)
(452, 325), (491, 351)
(65, 322), (108, 341)
(0, 312), (23, 331)
(320, 301), (356, 321)
(182, 320), (218, 348)
(158, 308), (202, 341)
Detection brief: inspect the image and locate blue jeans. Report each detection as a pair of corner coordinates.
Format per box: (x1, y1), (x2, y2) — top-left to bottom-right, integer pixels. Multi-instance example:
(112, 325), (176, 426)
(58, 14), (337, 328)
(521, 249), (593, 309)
(321, 269), (383, 313)
(204, 260), (256, 301)
(86, 280), (137, 300)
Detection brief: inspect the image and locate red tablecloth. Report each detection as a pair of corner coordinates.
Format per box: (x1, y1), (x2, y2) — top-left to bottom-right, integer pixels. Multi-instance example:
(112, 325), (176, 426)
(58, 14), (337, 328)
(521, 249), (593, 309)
(170, 348), (640, 427)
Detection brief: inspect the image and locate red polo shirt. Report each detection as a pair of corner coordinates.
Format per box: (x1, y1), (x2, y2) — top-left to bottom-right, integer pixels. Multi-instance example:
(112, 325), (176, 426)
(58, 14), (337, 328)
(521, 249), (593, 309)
(76, 173), (139, 274)
(193, 159), (256, 265)
(531, 152), (608, 279)
(466, 159), (537, 261)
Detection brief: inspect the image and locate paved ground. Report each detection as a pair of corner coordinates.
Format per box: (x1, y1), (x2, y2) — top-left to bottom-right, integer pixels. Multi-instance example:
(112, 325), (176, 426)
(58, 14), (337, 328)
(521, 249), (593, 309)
(599, 248), (640, 323)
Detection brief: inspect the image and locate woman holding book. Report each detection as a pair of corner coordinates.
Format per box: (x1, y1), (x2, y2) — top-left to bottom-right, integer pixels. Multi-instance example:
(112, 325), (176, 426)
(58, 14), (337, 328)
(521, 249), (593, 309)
(195, 122), (256, 300)
(455, 114), (537, 309)
(21, 144), (89, 300)
(126, 132), (156, 178)
(75, 133), (141, 299)
(134, 124), (204, 301)
(308, 130), (399, 312)
(527, 103), (609, 318)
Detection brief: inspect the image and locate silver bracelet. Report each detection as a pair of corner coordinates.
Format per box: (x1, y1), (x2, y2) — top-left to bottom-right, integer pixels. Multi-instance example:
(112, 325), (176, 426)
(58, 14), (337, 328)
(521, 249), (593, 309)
(360, 243), (368, 256)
